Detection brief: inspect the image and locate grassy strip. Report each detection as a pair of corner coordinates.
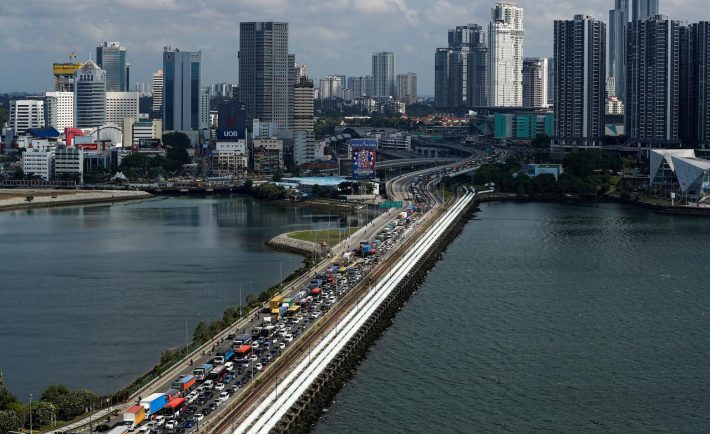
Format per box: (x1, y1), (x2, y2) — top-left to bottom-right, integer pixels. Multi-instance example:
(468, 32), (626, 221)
(287, 227), (361, 244)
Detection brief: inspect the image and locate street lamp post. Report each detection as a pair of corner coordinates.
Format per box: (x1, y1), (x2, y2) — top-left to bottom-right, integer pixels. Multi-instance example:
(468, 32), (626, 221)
(29, 394), (32, 434)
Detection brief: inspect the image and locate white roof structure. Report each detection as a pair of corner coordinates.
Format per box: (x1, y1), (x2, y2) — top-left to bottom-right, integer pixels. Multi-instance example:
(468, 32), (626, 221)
(670, 156), (710, 192)
(649, 149), (696, 185)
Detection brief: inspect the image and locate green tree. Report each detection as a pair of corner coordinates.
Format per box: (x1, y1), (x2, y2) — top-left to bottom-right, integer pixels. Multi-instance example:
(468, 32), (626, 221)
(163, 132), (191, 164)
(193, 320), (210, 344)
(272, 168), (283, 182)
(531, 133), (551, 149)
(0, 371), (18, 411)
(243, 179), (253, 191)
(29, 401), (55, 429)
(40, 384), (70, 406)
(0, 409), (22, 434)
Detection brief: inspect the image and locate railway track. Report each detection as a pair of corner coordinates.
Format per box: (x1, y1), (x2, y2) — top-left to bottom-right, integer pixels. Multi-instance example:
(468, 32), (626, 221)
(208, 195), (452, 434)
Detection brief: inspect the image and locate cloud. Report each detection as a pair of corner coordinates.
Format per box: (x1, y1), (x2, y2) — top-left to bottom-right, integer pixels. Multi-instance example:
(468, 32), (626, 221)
(0, 0), (709, 94)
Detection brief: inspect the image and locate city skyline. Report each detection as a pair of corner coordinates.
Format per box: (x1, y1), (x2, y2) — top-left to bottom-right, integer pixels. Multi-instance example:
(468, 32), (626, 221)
(2, 0), (708, 95)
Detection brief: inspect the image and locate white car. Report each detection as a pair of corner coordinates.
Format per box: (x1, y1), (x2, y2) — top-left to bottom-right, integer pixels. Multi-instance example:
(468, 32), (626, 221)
(195, 413), (204, 422)
(249, 354), (258, 361)
(165, 420), (177, 430)
(214, 382), (225, 391)
(279, 342), (286, 349)
(224, 361), (234, 372)
(153, 416), (166, 427)
(284, 334), (293, 343)
(251, 341), (260, 349)
(255, 363), (263, 371)
(218, 391), (229, 403)
(185, 391), (198, 404)
(202, 380), (214, 390)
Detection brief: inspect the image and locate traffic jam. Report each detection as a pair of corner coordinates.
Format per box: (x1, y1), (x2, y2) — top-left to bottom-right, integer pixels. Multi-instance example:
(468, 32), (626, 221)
(102, 203), (425, 434)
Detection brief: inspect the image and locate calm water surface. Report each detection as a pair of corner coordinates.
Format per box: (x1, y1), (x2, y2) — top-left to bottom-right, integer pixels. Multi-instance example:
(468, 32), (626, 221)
(0, 195), (355, 399)
(314, 201), (710, 433)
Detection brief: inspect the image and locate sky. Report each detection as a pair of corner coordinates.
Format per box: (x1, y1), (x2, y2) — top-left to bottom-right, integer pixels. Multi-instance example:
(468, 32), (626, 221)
(0, 0), (707, 95)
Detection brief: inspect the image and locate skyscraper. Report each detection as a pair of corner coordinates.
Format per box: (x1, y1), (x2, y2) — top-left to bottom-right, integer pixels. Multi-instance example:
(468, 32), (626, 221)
(105, 92), (139, 127)
(372, 52), (395, 98)
(609, 0), (629, 102)
(632, 0), (659, 22)
(522, 58), (549, 108)
(45, 91), (74, 131)
(74, 60), (107, 129)
(239, 22), (290, 132)
(347, 76), (372, 98)
(162, 47), (201, 132)
(319, 76), (343, 99)
(680, 22), (710, 148)
(553, 15), (606, 146)
(488, 2), (524, 107)
(626, 15), (680, 146)
(9, 100), (45, 135)
(152, 69), (163, 120)
(434, 23), (487, 110)
(53, 63), (82, 92)
(96, 42), (128, 92)
(293, 78), (314, 132)
(396, 73), (417, 104)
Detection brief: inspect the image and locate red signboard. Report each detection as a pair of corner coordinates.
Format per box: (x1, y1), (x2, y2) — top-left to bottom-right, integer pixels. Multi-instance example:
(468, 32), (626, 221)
(78, 143), (98, 151)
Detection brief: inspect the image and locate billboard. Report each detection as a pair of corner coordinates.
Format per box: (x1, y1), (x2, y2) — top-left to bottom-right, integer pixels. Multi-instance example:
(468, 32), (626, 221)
(351, 139), (377, 180)
(138, 138), (161, 149)
(216, 128), (245, 141)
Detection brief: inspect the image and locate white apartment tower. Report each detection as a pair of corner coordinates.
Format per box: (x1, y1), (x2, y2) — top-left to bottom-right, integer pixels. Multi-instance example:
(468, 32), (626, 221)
(105, 92), (139, 127)
(9, 100), (45, 135)
(152, 69), (163, 119)
(522, 58), (549, 108)
(45, 92), (74, 132)
(488, 2), (524, 107)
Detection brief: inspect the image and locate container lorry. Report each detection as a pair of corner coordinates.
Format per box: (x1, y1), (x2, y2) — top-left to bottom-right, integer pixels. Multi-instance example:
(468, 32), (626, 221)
(214, 348), (235, 364)
(123, 406), (145, 428)
(171, 375), (196, 393)
(139, 393), (167, 416)
(193, 363), (213, 381)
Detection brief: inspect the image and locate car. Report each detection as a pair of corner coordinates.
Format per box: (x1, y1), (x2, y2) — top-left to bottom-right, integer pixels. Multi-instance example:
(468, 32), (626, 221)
(175, 427), (185, 434)
(95, 424), (111, 432)
(154, 416), (166, 427)
(196, 397), (206, 406)
(185, 405), (197, 415)
(194, 413), (204, 422)
(224, 361), (234, 371)
(214, 382), (225, 391)
(249, 354), (258, 361)
(165, 420), (177, 430)
(218, 391), (229, 402)
(284, 334), (293, 343)
(251, 341), (259, 348)
(255, 363), (263, 371)
(228, 385), (239, 394)
(183, 420), (195, 429)
(202, 380), (214, 390)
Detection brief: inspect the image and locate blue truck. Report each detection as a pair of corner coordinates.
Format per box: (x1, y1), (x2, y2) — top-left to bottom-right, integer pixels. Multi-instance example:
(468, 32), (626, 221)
(139, 393), (167, 416)
(215, 348), (235, 364)
(192, 363), (213, 381)
(234, 333), (252, 346)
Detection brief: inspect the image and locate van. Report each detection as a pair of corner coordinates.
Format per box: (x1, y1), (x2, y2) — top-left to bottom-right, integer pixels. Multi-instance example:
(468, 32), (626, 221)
(201, 380), (214, 390)
(137, 426), (151, 434)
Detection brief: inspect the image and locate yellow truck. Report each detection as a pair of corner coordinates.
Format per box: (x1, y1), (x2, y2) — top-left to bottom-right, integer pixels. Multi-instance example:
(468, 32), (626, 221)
(269, 295), (284, 310)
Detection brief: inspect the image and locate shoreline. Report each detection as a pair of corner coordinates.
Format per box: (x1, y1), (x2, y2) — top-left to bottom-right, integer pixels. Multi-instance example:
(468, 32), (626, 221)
(476, 192), (710, 217)
(0, 189), (152, 212)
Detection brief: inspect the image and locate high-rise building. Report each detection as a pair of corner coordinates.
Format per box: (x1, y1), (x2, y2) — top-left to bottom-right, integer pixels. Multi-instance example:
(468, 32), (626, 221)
(522, 58), (549, 108)
(396, 73), (418, 104)
(200, 87), (210, 130)
(293, 78), (314, 132)
(53, 63), (82, 92)
(553, 15), (606, 146)
(347, 76), (372, 98)
(295, 64), (308, 81)
(152, 69), (163, 120)
(105, 92), (139, 127)
(162, 47), (201, 132)
(45, 91), (74, 131)
(372, 51), (395, 98)
(547, 57), (555, 107)
(239, 22), (290, 132)
(74, 60), (107, 129)
(632, 0), (659, 22)
(435, 23), (487, 110)
(9, 100), (45, 135)
(626, 15), (680, 146)
(680, 22), (710, 148)
(609, 0), (629, 102)
(96, 42), (128, 92)
(488, 2), (524, 107)
(319, 76), (343, 99)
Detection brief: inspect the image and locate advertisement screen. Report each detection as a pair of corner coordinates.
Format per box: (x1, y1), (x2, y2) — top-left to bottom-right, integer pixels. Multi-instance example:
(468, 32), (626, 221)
(216, 128), (244, 141)
(138, 138), (161, 149)
(352, 148), (377, 179)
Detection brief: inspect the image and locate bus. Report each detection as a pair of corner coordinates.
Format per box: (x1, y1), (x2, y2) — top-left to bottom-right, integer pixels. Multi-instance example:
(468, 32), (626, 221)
(160, 397), (186, 418)
(208, 365), (228, 382)
(234, 344), (252, 362)
(286, 305), (301, 318)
